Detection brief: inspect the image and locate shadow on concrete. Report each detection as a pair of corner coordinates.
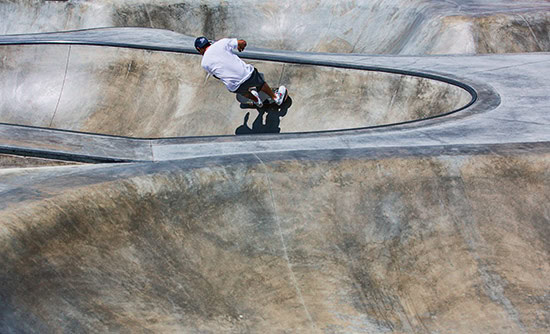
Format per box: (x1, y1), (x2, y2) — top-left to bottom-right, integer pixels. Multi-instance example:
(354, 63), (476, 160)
(235, 97), (293, 135)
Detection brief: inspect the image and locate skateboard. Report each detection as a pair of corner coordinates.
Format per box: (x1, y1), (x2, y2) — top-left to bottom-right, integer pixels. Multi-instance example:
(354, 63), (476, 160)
(236, 86), (289, 107)
(236, 72), (289, 107)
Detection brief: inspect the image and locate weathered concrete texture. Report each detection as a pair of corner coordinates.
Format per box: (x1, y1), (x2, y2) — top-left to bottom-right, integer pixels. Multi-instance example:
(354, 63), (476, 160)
(0, 44), (470, 137)
(0, 44), (66, 127)
(0, 150), (548, 333)
(2, 0), (550, 54)
(424, 10), (550, 55)
(0, 154), (79, 168)
(474, 11), (550, 53)
(0, 2), (549, 333)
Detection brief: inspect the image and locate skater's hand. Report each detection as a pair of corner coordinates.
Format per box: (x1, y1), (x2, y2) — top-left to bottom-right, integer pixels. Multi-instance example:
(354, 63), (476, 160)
(237, 40), (247, 52)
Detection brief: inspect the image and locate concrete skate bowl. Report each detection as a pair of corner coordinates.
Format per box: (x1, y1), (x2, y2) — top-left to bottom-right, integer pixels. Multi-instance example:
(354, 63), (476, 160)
(1, 150), (549, 333)
(0, 42), (473, 138)
(1, 1), (549, 334)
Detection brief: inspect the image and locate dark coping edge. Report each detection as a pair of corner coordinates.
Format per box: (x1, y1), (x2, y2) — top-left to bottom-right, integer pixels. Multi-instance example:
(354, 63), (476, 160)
(0, 146), (140, 164)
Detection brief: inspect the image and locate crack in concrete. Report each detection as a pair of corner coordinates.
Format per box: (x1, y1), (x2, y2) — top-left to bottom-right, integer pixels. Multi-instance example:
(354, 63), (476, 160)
(143, 4), (155, 29)
(517, 14), (543, 51)
(50, 45), (71, 128)
(417, 130), (449, 145)
(253, 153), (317, 332)
(466, 59), (550, 75)
(446, 177), (528, 333)
(492, 117), (550, 127)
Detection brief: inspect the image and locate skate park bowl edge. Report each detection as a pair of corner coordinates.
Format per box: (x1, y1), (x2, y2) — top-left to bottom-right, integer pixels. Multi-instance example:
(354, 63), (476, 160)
(1, 2), (549, 332)
(0, 42), (474, 138)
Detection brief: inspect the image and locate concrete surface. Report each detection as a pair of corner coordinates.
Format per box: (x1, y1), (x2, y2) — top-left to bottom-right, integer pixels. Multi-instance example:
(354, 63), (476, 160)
(0, 1), (549, 333)
(0, 42), (471, 137)
(0, 154), (79, 168)
(2, 0), (550, 55)
(1, 146), (549, 333)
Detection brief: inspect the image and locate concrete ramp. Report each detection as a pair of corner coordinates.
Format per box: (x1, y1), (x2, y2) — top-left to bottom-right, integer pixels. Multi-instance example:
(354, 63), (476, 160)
(0, 2), (549, 333)
(0, 41), (470, 137)
(1, 147), (548, 333)
(2, 0), (550, 54)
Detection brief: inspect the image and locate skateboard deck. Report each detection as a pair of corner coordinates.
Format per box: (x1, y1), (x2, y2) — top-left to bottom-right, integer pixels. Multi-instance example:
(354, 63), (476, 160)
(236, 86), (289, 106)
(236, 89), (272, 105)
(236, 71), (290, 106)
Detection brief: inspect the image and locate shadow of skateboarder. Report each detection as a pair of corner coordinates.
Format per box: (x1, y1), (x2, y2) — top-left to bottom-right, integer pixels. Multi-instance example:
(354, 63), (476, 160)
(235, 96), (293, 135)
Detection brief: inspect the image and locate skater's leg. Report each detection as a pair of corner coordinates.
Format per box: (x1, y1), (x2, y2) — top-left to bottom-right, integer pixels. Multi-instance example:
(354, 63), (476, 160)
(242, 91), (260, 102)
(260, 83), (278, 100)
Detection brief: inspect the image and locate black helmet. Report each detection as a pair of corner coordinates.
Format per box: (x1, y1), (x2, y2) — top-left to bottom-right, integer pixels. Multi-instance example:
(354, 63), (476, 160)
(194, 36), (210, 49)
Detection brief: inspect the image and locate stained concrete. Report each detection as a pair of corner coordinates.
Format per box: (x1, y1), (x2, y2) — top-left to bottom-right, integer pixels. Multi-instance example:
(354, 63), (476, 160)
(0, 1), (549, 333)
(0, 43), (470, 137)
(2, 0), (550, 54)
(4, 29), (549, 163)
(0, 154), (79, 168)
(0, 147), (549, 333)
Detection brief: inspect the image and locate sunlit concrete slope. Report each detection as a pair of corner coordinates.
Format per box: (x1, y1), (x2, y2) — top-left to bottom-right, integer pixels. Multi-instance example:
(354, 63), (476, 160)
(0, 0), (549, 333)
(0, 146), (548, 333)
(2, 0), (550, 54)
(0, 41), (470, 137)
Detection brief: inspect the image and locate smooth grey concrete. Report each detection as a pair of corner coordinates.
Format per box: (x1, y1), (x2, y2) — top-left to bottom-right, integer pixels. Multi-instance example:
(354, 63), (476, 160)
(0, 2), (549, 333)
(0, 42), (471, 137)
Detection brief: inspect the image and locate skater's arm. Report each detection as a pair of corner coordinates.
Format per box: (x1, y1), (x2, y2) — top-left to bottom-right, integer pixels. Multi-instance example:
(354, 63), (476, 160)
(237, 39), (247, 52)
(225, 38), (244, 52)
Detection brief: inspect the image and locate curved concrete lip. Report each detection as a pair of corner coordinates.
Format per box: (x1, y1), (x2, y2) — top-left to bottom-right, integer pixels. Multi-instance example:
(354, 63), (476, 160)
(1, 3), (550, 332)
(0, 28), (475, 139)
(1, 19), (549, 334)
(0, 28), (548, 164)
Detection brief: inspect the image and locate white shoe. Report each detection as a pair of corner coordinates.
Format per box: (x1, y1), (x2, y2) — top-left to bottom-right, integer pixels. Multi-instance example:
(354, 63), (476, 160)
(274, 86), (287, 106)
(250, 90), (263, 107)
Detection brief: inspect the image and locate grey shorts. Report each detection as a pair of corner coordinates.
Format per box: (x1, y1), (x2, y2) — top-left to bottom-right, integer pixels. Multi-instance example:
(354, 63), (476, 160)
(234, 68), (266, 94)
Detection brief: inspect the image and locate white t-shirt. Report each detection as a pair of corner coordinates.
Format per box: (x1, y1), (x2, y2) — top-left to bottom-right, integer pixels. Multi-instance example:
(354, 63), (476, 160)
(201, 38), (254, 92)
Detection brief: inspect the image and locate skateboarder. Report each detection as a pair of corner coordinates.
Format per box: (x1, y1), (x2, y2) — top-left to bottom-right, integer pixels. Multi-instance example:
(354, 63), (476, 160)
(195, 36), (287, 107)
